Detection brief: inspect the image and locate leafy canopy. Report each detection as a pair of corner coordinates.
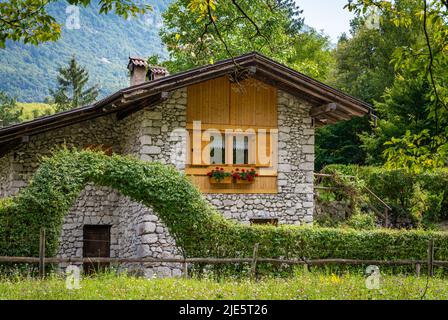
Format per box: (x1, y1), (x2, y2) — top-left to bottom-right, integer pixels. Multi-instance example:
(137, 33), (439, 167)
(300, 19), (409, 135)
(347, 0), (448, 171)
(159, 0), (333, 80)
(0, 0), (152, 48)
(318, 0), (448, 171)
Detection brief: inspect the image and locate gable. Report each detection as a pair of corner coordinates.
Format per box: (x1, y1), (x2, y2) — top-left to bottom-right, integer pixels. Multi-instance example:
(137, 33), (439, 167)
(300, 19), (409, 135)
(187, 76), (277, 127)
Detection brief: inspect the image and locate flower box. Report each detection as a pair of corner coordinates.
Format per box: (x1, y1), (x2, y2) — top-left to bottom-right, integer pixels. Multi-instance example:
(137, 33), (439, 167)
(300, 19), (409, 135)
(231, 168), (258, 184)
(235, 179), (255, 184)
(207, 167), (231, 184)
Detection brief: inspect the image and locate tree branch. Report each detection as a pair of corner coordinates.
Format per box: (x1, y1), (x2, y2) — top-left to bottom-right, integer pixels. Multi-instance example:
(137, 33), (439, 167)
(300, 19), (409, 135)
(422, 0), (447, 124)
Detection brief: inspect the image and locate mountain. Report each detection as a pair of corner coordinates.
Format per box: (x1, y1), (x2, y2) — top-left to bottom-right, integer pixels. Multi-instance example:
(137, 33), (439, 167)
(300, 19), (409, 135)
(0, 0), (171, 102)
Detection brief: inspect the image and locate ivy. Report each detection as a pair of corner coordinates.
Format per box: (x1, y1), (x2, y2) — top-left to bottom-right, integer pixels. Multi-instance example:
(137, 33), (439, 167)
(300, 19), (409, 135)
(1, 149), (448, 273)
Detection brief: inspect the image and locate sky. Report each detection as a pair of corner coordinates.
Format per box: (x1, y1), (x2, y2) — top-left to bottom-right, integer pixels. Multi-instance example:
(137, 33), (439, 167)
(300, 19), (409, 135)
(295, 0), (354, 43)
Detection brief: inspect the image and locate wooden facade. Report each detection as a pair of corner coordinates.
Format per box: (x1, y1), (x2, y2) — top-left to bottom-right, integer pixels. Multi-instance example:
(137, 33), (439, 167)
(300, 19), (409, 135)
(186, 76), (278, 194)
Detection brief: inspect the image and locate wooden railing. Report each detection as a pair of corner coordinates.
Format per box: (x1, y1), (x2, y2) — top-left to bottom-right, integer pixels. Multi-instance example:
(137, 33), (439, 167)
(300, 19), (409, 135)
(0, 234), (439, 279)
(314, 173), (392, 227)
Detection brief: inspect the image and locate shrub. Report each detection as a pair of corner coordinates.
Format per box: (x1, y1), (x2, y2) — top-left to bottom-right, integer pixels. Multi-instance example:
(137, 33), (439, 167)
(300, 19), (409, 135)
(345, 214), (376, 230)
(321, 165), (448, 227)
(1, 149), (448, 275)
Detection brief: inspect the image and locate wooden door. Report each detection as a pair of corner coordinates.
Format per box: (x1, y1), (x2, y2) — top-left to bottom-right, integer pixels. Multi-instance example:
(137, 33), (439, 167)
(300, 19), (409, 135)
(83, 225), (111, 274)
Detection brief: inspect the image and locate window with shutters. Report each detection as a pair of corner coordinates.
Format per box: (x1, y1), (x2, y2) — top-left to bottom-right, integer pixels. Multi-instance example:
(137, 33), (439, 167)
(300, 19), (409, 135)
(185, 76), (278, 194)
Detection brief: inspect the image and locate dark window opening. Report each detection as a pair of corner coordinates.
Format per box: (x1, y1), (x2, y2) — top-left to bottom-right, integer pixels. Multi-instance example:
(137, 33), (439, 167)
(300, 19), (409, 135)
(83, 225), (111, 274)
(250, 219), (278, 227)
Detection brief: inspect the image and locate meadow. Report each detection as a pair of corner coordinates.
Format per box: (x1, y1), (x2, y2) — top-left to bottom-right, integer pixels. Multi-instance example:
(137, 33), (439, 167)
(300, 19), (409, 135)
(17, 102), (55, 121)
(0, 271), (447, 300)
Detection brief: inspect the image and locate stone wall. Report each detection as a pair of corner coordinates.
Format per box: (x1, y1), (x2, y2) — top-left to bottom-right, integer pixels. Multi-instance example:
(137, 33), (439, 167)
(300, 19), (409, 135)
(205, 91), (315, 225)
(0, 86), (315, 277)
(112, 89), (188, 277)
(0, 155), (11, 197)
(1, 114), (120, 197)
(313, 199), (352, 226)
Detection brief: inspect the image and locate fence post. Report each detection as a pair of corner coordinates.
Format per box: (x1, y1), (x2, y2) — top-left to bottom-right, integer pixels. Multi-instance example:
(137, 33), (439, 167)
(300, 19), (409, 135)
(251, 243), (259, 280)
(183, 260), (188, 279)
(427, 239), (434, 277)
(303, 264), (309, 273)
(39, 227), (46, 279)
(384, 207), (389, 228)
(415, 263), (421, 278)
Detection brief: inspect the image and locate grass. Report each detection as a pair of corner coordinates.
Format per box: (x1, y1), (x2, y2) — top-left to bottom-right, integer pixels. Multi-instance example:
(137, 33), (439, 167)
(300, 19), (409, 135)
(0, 270), (447, 300)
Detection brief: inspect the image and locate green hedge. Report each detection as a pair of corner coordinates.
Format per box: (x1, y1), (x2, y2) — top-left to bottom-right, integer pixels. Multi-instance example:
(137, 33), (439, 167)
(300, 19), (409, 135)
(321, 164), (448, 226)
(1, 149), (448, 268)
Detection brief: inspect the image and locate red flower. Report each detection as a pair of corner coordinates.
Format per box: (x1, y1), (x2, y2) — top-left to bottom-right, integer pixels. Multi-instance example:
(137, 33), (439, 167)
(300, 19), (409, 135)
(235, 168), (239, 172)
(242, 169), (246, 172)
(255, 174), (259, 177)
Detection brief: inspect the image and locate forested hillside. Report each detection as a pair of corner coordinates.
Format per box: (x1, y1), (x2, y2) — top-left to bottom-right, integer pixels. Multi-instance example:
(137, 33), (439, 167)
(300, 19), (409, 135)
(0, 0), (170, 102)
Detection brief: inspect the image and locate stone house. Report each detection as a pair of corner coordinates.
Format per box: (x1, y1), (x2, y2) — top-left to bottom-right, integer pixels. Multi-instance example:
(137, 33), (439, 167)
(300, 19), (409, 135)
(0, 52), (372, 276)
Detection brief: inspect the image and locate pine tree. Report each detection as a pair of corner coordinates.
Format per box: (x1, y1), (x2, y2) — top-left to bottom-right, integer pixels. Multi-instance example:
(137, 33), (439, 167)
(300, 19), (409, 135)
(50, 56), (99, 112)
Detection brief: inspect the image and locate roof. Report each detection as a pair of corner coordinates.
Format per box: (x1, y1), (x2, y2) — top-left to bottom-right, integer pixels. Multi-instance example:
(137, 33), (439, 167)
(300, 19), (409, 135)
(149, 66), (169, 75)
(127, 57), (148, 69)
(0, 52), (373, 152)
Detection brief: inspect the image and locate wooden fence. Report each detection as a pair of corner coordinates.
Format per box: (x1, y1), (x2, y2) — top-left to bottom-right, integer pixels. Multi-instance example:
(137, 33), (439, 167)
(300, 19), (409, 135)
(0, 229), (443, 279)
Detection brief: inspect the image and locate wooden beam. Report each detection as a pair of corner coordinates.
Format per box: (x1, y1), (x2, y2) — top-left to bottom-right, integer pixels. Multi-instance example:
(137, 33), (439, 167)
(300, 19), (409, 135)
(254, 58), (371, 115)
(310, 103), (338, 117)
(319, 112), (345, 123)
(314, 118), (327, 127)
(252, 73), (324, 105)
(116, 92), (168, 121)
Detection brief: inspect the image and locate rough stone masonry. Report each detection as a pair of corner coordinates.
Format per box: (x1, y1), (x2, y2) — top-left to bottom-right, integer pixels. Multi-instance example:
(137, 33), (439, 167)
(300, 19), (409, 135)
(0, 88), (315, 277)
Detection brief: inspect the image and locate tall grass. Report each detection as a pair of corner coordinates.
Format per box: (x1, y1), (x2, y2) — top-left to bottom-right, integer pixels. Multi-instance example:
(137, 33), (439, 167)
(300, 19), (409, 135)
(0, 270), (447, 300)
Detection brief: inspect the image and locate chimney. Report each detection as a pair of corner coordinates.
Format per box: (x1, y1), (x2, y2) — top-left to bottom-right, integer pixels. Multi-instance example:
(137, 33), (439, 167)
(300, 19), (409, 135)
(148, 65), (169, 81)
(127, 57), (169, 86)
(127, 57), (148, 86)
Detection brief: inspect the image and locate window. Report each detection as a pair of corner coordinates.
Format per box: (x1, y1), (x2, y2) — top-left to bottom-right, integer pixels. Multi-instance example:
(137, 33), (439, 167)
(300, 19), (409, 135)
(250, 218), (278, 226)
(84, 144), (113, 156)
(210, 135), (226, 165)
(226, 132), (256, 165)
(232, 135), (249, 164)
(188, 128), (273, 166)
(83, 225), (111, 274)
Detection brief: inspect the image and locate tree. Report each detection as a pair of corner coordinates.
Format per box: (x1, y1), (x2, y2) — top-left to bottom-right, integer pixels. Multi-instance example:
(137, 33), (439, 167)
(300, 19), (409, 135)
(286, 28), (334, 81)
(0, 0), (151, 48)
(316, 0), (426, 170)
(160, 0), (302, 72)
(160, 0), (333, 81)
(316, 116), (370, 170)
(0, 91), (22, 127)
(360, 69), (434, 165)
(347, 0), (448, 171)
(50, 56), (99, 112)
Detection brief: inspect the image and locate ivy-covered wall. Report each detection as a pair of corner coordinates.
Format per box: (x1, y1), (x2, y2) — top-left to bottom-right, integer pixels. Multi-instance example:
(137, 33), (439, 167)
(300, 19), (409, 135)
(1, 149), (448, 278)
(0, 86), (316, 277)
